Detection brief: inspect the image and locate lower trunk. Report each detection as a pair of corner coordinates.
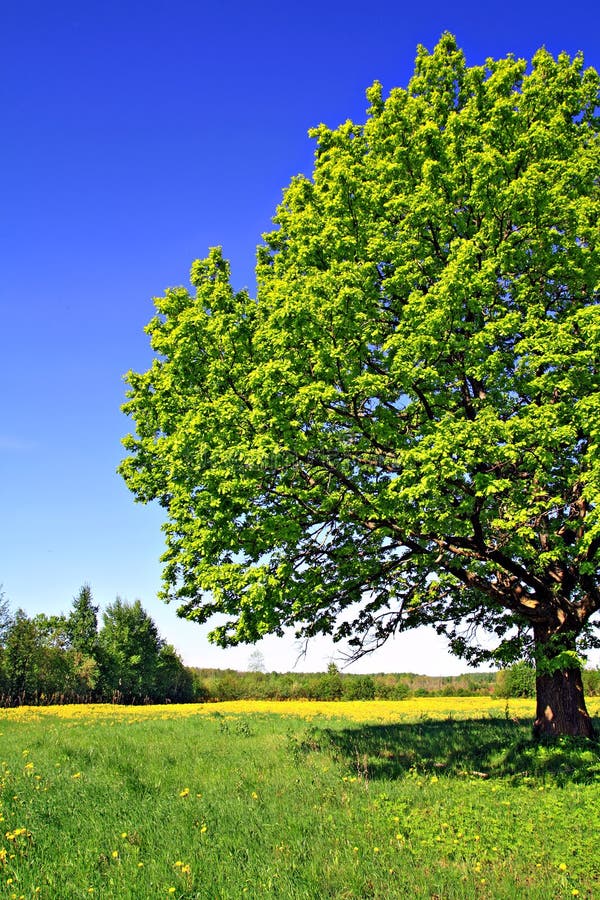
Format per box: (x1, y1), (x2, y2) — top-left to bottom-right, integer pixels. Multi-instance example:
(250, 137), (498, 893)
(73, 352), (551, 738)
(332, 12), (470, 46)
(533, 665), (595, 739)
(533, 627), (595, 740)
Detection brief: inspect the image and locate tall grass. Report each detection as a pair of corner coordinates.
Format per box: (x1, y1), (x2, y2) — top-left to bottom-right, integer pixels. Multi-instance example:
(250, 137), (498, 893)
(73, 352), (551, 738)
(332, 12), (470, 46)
(0, 700), (598, 898)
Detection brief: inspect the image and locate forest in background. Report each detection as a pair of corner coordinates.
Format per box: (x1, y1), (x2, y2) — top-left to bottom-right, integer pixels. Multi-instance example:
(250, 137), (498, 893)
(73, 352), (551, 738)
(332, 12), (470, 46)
(1, 585), (599, 706)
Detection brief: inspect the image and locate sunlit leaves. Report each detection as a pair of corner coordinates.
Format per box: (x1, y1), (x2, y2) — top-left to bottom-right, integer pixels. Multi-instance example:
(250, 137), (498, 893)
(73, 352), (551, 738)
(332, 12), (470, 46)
(121, 34), (600, 669)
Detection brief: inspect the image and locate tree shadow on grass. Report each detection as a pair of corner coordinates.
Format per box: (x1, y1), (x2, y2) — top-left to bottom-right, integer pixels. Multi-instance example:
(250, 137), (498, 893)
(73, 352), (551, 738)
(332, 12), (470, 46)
(295, 715), (600, 784)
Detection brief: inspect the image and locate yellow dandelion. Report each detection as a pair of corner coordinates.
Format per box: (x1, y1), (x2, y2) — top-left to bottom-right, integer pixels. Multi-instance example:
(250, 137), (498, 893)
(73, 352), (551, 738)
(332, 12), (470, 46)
(251, 791), (258, 800)
(559, 863), (568, 872)
(179, 788), (190, 798)
(121, 832), (128, 839)
(200, 823), (207, 834)
(111, 850), (119, 859)
(71, 772), (82, 779)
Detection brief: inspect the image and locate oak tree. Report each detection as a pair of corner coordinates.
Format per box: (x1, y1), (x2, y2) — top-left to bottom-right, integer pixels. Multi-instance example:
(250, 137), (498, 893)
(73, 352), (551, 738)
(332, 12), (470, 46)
(121, 35), (600, 737)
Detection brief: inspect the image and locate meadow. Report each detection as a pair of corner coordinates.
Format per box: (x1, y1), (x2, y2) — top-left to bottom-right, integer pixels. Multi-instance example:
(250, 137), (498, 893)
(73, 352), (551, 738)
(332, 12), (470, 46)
(0, 698), (599, 899)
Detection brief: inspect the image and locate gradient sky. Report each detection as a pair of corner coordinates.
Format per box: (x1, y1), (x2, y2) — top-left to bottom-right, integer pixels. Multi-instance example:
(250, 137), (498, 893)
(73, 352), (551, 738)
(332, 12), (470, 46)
(2, 0), (599, 674)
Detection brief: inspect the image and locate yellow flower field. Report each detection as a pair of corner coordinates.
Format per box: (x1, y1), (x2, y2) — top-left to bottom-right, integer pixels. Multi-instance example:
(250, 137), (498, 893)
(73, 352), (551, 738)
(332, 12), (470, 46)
(0, 696), (536, 723)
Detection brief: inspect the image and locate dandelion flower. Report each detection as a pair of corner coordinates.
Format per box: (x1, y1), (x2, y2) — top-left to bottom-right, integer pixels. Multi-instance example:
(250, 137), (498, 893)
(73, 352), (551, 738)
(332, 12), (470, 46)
(559, 863), (568, 872)
(179, 788), (190, 798)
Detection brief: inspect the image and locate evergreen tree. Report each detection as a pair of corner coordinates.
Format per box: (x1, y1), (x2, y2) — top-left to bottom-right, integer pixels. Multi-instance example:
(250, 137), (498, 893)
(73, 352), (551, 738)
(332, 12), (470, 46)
(67, 584), (99, 656)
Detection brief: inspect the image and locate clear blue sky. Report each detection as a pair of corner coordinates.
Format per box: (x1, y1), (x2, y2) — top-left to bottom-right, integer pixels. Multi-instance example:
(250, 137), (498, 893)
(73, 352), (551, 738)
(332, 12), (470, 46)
(2, 0), (599, 674)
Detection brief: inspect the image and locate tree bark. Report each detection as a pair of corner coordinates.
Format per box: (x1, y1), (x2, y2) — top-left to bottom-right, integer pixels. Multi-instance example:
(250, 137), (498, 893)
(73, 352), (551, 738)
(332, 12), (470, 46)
(532, 626), (596, 740)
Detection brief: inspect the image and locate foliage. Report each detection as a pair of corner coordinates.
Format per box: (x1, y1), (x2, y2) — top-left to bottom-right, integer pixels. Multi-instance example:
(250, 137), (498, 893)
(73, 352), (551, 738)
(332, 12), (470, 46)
(344, 674), (377, 700)
(154, 643), (194, 702)
(312, 662), (344, 700)
(0, 587), (191, 705)
(190, 667), (497, 702)
(3, 610), (45, 698)
(67, 583), (99, 657)
(583, 667), (600, 696)
(98, 597), (165, 700)
(0, 585), (12, 645)
(495, 661), (536, 698)
(120, 29), (600, 727)
(0, 701), (598, 898)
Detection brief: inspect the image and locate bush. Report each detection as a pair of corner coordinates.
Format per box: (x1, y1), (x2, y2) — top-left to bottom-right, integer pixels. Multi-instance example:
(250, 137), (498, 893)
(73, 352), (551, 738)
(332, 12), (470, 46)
(495, 662), (536, 699)
(343, 675), (376, 700)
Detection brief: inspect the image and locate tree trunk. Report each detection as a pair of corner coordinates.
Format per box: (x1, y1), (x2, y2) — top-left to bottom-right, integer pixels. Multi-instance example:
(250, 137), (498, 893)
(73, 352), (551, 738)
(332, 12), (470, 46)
(532, 626), (595, 740)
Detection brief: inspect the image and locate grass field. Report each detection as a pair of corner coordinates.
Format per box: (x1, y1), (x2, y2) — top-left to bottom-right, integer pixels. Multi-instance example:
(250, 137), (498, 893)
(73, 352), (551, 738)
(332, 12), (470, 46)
(0, 698), (599, 899)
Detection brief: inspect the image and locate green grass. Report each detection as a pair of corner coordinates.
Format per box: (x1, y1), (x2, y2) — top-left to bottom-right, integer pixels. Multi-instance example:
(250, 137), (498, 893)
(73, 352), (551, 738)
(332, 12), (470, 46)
(0, 706), (599, 898)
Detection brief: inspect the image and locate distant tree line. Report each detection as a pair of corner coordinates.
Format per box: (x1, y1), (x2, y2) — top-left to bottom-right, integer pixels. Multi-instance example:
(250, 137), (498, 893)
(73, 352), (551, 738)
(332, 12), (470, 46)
(0, 587), (598, 706)
(190, 662), (600, 702)
(0, 585), (193, 705)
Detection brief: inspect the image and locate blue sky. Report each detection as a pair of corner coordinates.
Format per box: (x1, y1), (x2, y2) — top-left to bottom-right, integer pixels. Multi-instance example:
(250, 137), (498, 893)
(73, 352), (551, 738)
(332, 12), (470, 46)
(2, 0), (599, 674)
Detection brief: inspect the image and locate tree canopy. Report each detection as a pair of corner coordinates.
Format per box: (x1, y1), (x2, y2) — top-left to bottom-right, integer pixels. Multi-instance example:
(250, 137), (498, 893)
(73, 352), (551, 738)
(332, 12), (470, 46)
(120, 35), (600, 736)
